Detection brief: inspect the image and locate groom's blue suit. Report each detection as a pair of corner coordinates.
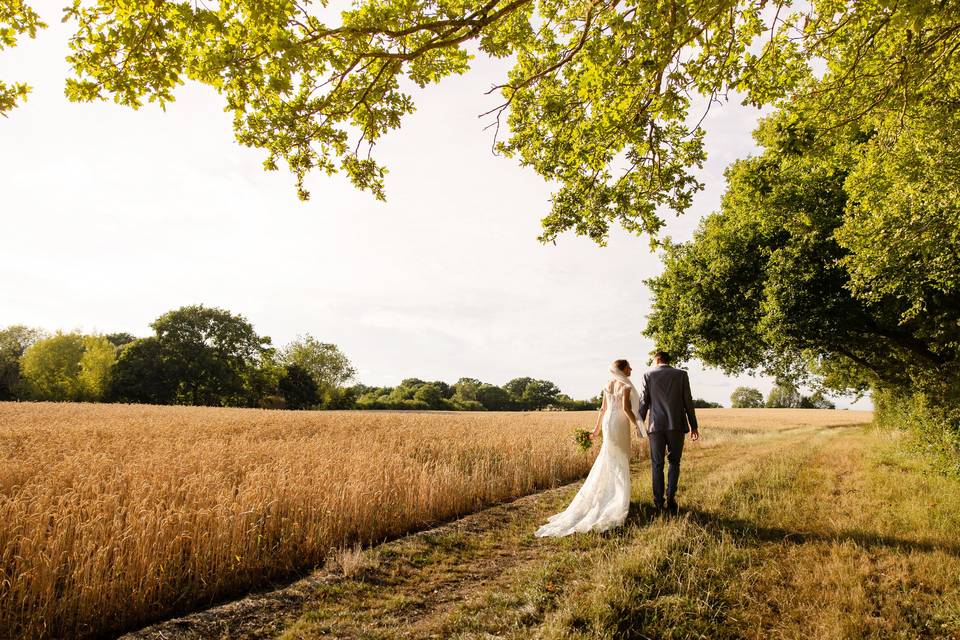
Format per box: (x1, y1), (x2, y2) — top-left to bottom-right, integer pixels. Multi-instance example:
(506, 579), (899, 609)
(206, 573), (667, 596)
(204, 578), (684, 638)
(638, 364), (699, 509)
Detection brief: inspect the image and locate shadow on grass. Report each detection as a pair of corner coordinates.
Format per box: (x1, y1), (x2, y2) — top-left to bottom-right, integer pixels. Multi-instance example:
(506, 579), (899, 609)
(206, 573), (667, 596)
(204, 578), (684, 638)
(671, 507), (960, 558)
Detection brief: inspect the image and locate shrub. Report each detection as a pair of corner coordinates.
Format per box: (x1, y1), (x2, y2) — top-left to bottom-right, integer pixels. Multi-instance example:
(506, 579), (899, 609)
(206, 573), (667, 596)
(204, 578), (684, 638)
(874, 388), (960, 478)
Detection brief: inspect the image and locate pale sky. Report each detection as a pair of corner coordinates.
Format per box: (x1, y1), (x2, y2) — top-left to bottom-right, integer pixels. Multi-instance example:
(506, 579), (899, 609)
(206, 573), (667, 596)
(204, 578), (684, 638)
(0, 9), (869, 409)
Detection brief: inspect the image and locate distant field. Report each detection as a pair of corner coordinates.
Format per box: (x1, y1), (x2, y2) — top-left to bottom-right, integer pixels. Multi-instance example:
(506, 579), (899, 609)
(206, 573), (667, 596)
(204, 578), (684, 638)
(0, 403), (872, 639)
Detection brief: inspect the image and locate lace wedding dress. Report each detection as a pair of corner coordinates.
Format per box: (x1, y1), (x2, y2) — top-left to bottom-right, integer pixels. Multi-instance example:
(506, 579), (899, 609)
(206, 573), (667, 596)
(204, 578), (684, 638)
(534, 367), (639, 537)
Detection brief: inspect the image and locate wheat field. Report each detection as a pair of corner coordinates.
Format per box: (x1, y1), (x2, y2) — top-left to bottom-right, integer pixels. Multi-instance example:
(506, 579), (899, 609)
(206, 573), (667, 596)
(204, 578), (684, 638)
(0, 403), (872, 639)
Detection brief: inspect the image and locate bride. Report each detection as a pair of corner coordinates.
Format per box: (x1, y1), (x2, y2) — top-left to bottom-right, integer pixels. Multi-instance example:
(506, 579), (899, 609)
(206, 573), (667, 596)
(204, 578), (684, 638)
(535, 359), (643, 537)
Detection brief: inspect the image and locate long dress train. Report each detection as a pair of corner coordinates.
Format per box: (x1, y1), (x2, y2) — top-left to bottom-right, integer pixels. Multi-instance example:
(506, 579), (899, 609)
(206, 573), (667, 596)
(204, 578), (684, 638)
(534, 382), (632, 537)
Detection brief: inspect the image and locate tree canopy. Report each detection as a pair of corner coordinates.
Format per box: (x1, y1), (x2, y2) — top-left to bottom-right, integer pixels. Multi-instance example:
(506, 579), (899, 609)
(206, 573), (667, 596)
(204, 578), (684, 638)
(278, 363), (321, 409)
(0, 1), (44, 116)
(0, 325), (44, 400)
(643, 41), (959, 454)
(644, 101), (959, 399)
(279, 334), (356, 395)
(19, 332), (86, 401)
(111, 336), (179, 404)
(107, 305), (276, 407)
(18, 331), (116, 401)
(6, 2), (958, 243)
(730, 386), (763, 408)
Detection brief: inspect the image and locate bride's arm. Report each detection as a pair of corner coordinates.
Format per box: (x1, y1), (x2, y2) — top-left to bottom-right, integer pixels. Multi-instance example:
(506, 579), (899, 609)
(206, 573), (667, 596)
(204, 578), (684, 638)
(623, 388), (640, 430)
(591, 392), (607, 440)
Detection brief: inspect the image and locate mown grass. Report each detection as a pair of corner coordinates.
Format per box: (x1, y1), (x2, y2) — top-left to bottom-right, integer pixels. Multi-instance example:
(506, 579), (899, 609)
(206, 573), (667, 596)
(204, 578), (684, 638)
(539, 427), (960, 640)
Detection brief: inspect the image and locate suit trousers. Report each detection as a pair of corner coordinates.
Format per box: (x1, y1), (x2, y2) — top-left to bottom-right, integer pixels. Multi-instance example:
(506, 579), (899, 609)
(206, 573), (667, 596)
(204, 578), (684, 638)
(648, 430), (685, 506)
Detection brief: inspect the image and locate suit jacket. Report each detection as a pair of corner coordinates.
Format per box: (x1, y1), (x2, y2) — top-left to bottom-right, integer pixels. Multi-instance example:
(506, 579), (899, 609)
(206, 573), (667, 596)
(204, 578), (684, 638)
(638, 364), (699, 433)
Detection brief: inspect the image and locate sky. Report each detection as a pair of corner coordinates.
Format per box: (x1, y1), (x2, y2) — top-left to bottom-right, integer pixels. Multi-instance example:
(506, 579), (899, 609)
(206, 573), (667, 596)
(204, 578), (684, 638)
(0, 8), (870, 409)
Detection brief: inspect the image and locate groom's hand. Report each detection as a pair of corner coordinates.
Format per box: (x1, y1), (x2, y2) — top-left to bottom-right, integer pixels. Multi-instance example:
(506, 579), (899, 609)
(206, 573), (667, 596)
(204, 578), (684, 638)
(690, 430), (700, 442)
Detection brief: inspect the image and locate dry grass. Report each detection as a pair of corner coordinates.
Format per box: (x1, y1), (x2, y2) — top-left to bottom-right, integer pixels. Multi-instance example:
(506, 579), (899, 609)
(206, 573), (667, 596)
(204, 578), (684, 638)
(536, 423), (960, 640)
(0, 403), (871, 639)
(324, 543), (381, 578)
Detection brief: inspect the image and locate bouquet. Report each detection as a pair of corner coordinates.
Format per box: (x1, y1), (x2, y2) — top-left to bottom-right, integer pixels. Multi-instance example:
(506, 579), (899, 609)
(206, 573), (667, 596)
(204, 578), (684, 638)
(573, 428), (595, 452)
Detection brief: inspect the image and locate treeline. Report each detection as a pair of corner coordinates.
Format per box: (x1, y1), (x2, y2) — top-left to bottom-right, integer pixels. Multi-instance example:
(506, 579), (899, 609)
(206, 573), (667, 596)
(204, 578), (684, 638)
(730, 384), (836, 410)
(0, 305), (599, 411)
(692, 398), (723, 409)
(342, 377), (598, 412)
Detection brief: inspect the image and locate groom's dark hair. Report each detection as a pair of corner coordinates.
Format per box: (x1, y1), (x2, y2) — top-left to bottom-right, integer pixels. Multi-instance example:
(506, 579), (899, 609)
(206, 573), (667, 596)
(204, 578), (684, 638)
(654, 350), (672, 364)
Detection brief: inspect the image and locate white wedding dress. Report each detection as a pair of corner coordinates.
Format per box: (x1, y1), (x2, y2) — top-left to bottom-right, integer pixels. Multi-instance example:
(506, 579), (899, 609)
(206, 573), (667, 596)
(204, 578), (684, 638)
(535, 377), (636, 537)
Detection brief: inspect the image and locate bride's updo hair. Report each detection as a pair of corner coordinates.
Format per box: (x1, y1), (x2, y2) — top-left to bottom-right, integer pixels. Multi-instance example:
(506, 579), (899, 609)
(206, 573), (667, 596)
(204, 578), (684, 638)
(613, 359), (630, 372)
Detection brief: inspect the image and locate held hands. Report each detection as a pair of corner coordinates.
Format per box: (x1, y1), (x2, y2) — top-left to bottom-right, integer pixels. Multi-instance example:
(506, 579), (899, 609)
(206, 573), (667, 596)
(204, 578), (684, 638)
(633, 420), (648, 438)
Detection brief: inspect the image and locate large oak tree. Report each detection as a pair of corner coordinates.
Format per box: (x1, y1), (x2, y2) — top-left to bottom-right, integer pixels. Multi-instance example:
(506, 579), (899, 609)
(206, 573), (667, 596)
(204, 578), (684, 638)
(643, 97), (960, 445)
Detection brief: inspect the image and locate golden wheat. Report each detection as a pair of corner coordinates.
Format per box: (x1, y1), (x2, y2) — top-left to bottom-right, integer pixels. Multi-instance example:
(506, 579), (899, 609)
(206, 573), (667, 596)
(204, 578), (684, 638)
(0, 402), (871, 639)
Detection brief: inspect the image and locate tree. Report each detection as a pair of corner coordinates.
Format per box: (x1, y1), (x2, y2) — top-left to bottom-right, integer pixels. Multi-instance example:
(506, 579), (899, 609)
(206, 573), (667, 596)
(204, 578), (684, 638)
(807, 391), (836, 410)
(503, 377), (561, 410)
(413, 383), (444, 408)
(730, 387), (764, 409)
(0, 2), (45, 116)
(110, 337), (178, 405)
(433, 380), (454, 399)
(280, 335), (356, 396)
(452, 377), (482, 403)
(77, 335), (117, 400)
(278, 364), (320, 410)
(151, 305), (273, 406)
(0, 325), (44, 400)
(105, 332), (136, 348)
(314, 376), (591, 411)
(766, 382), (801, 409)
(386, 378), (424, 403)
(523, 379), (563, 410)
(502, 377), (534, 403)
(355, 388), (392, 410)
(644, 104), (959, 398)
(476, 384), (512, 411)
(245, 351), (286, 408)
(324, 384), (364, 409)
(10, 2), (957, 244)
(379, 378), (447, 408)
(20, 332), (84, 400)
(19, 332), (90, 401)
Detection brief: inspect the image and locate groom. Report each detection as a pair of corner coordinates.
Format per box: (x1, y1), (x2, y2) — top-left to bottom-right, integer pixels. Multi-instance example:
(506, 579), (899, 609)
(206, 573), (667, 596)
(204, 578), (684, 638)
(638, 351), (700, 515)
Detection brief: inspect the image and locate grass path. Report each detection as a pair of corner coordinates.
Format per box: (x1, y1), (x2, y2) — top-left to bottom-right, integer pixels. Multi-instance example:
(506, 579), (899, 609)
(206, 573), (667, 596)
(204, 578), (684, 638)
(125, 420), (960, 640)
